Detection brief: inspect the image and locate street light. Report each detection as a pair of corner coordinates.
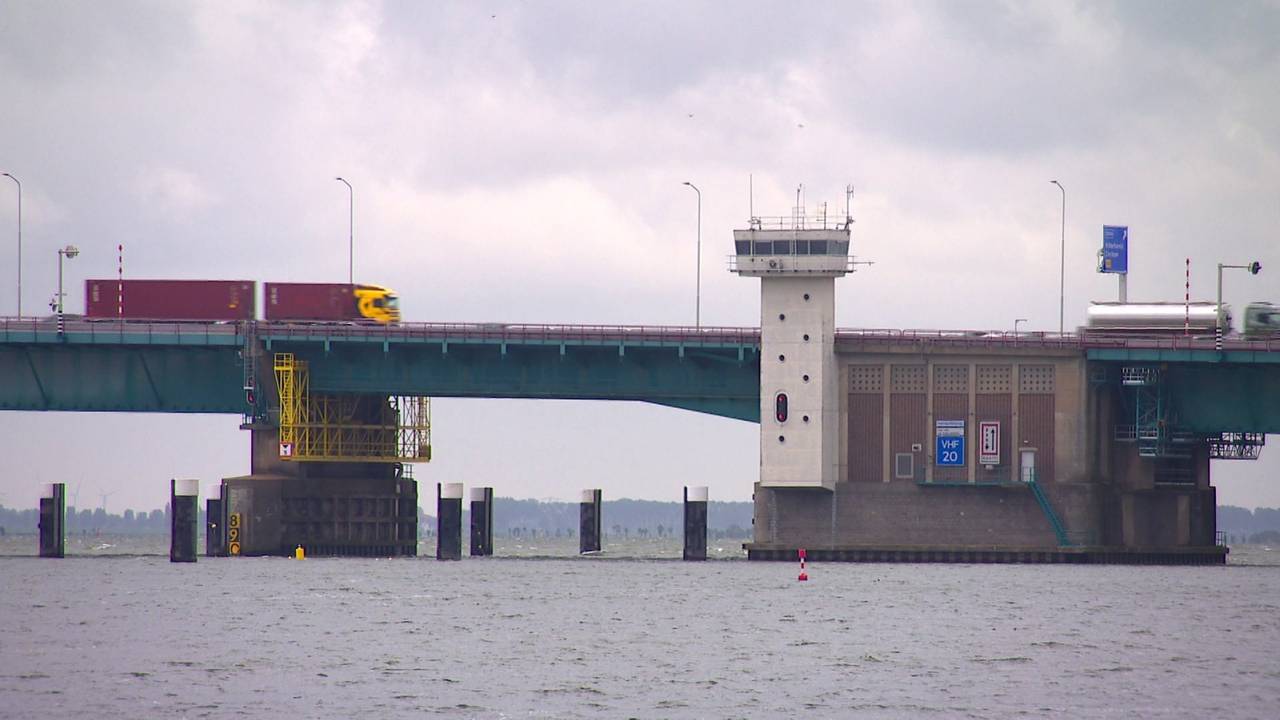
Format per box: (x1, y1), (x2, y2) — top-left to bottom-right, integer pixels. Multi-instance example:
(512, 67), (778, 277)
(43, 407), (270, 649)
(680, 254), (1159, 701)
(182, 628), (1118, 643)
(2, 172), (20, 318)
(1050, 180), (1065, 334)
(1216, 260), (1262, 349)
(56, 244), (78, 335)
(335, 177), (353, 284)
(682, 181), (701, 328)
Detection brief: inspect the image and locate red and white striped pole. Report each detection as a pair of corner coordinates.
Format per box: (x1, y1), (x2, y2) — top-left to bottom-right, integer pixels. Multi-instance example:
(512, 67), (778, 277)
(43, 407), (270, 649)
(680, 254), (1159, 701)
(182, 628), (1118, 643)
(117, 244), (124, 320)
(1184, 258), (1190, 336)
(798, 548), (808, 582)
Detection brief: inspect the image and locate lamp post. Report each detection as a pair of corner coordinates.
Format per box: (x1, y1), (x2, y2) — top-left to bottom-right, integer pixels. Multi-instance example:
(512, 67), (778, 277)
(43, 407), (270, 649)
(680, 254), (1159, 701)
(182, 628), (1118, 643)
(335, 177), (353, 284)
(1216, 261), (1262, 350)
(1050, 180), (1065, 334)
(682, 181), (701, 328)
(2, 173), (19, 319)
(56, 244), (79, 336)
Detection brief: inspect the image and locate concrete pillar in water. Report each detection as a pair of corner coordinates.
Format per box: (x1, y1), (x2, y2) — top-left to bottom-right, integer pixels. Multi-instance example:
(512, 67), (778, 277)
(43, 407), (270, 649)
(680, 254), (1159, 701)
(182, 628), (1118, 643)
(579, 489), (602, 554)
(470, 486), (494, 556)
(205, 484), (225, 557)
(170, 478), (199, 563)
(436, 482), (463, 561)
(38, 483), (65, 558)
(683, 486), (708, 561)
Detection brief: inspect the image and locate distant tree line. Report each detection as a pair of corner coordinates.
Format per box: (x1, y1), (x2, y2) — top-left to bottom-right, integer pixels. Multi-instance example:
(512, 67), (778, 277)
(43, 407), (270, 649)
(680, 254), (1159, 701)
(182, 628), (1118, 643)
(1217, 506), (1280, 544)
(0, 498), (755, 539)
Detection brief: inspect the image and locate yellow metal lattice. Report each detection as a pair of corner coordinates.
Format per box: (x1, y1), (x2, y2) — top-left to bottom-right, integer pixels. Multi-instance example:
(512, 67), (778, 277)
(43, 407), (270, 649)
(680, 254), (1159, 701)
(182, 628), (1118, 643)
(273, 353), (431, 463)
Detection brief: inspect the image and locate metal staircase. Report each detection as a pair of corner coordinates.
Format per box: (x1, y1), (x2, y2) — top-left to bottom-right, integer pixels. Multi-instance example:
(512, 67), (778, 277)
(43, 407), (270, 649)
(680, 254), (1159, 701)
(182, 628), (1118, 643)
(1027, 473), (1071, 547)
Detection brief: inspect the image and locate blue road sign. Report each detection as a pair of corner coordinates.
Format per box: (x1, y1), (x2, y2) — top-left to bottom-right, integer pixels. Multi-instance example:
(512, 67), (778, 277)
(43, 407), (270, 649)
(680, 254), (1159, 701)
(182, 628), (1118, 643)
(1101, 225), (1128, 274)
(936, 419), (965, 467)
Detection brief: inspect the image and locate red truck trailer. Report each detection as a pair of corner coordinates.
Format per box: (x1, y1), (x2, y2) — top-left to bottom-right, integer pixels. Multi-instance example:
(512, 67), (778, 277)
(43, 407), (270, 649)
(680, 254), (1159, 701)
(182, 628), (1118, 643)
(85, 279), (256, 320)
(264, 283), (400, 324)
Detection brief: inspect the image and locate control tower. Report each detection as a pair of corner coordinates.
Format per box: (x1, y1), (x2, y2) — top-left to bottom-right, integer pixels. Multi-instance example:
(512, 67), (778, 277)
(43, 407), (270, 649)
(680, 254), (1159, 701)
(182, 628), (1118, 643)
(731, 197), (857, 491)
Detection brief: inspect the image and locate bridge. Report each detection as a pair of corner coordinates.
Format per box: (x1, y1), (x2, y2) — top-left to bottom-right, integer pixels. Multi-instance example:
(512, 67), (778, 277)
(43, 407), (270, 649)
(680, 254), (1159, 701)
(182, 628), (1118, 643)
(5, 317), (1280, 560)
(4, 319), (1278, 429)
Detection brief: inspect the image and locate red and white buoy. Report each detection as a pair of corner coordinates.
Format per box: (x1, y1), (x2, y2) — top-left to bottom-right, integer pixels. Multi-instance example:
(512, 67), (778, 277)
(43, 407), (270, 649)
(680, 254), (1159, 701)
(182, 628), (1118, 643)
(797, 548), (808, 582)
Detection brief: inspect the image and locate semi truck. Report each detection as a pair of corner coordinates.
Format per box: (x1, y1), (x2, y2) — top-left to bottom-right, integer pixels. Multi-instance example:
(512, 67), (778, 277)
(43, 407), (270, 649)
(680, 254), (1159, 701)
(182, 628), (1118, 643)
(83, 280), (400, 324)
(264, 283), (400, 324)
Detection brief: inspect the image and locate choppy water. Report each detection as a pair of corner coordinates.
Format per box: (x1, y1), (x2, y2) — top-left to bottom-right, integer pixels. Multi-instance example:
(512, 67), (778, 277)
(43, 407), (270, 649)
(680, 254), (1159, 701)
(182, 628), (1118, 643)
(2, 538), (1279, 719)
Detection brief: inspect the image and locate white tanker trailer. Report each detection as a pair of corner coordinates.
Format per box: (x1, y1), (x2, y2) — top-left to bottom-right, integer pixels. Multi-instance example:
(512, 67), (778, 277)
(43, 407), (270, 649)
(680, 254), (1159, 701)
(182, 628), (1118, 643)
(1085, 301), (1279, 337)
(1085, 302), (1227, 334)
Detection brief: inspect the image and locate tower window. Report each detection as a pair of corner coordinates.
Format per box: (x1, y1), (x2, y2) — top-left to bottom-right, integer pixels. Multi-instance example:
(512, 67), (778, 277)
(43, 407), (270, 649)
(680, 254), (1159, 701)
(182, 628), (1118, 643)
(803, 334), (810, 342)
(778, 435), (786, 443)
(802, 374), (810, 383)
(778, 354), (786, 362)
(778, 313), (786, 321)
(803, 293), (810, 301)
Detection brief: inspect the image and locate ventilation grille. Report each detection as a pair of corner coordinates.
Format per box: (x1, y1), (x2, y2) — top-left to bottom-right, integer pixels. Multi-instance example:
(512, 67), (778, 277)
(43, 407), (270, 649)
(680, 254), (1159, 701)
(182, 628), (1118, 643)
(934, 365), (969, 393)
(891, 365), (926, 393)
(977, 365), (1012, 393)
(1019, 365), (1056, 394)
(849, 365), (883, 393)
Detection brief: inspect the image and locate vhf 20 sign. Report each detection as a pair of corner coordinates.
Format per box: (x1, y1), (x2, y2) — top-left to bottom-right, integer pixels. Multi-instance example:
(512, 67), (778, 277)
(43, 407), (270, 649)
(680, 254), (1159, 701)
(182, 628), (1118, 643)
(936, 420), (965, 466)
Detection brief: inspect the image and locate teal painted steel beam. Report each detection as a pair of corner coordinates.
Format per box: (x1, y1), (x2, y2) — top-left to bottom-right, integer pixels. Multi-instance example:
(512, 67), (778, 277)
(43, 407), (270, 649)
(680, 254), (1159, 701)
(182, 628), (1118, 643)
(271, 339), (760, 422)
(1088, 348), (1280, 364)
(0, 345), (243, 412)
(1165, 364), (1280, 433)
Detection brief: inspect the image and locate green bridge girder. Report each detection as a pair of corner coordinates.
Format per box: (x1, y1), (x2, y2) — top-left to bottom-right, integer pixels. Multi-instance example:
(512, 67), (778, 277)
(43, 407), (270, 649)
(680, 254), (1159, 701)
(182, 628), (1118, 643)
(0, 321), (762, 421)
(4, 322), (1280, 433)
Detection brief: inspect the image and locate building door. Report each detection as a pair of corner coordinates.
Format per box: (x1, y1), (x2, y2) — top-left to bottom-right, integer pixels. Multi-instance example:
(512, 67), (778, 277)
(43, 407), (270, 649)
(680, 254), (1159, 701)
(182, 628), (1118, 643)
(1019, 448), (1037, 483)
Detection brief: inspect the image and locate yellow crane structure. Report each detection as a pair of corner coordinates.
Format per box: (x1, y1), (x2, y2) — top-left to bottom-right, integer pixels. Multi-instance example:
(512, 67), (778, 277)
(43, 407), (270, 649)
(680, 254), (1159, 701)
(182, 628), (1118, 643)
(273, 352), (431, 463)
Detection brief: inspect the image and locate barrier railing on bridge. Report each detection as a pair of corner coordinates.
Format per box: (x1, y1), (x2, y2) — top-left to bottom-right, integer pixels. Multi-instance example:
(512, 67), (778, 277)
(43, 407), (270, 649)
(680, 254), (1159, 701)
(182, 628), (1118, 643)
(4, 317), (1278, 353)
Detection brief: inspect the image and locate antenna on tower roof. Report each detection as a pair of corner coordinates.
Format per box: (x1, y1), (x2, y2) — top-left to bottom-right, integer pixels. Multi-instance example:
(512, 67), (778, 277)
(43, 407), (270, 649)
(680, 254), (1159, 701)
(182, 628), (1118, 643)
(845, 184), (855, 226)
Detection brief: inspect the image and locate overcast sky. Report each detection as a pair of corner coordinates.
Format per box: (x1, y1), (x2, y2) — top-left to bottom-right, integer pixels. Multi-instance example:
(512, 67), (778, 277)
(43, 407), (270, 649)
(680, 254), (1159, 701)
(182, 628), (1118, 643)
(2, 1), (1277, 513)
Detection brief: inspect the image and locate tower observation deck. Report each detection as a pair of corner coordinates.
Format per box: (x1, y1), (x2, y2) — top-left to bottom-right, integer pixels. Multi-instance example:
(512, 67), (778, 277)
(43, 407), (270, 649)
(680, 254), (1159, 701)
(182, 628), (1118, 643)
(731, 198), (861, 491)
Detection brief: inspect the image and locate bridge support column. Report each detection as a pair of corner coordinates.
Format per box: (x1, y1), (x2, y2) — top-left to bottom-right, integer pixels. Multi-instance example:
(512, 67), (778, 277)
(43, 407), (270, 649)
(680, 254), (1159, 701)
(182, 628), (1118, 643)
(470, 487), (493, 556)
(38, 483), (65, 558)
(436, 482), (463, 561)
(170, 479), (198, 563)
(683, 486), (708, 561)
(579, 489), (602, 554)
(205, 485), (225, 557)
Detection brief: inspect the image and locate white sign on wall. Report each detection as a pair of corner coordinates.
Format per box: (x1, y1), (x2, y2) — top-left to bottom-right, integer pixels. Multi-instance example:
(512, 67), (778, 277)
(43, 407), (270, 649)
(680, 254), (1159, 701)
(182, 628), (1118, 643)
(979, 421), (1000, 466)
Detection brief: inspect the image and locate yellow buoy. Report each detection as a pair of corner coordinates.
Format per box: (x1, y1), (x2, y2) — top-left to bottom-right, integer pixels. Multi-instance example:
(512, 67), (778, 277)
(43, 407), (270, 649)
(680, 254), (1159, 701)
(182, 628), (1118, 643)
(294, 545), (305, 560)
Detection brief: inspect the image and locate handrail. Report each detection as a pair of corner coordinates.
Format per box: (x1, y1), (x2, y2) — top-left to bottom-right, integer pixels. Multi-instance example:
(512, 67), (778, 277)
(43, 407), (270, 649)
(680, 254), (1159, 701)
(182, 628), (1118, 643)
(2, 316), (1278, 353)
(1027, 474), (1071, 547)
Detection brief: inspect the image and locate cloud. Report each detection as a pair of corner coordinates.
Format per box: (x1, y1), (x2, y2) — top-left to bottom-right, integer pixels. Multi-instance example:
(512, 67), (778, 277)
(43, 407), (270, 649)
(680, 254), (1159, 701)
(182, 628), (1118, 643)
(133, 167), (219, 219)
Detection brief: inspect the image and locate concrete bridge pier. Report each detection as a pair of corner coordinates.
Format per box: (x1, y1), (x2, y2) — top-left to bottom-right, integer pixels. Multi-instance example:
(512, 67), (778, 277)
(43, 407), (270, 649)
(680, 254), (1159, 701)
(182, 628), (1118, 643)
(170, 478), (198, 563)
(222, 426), (418, 557)
(205, 485), (225, 557)
(580, 489), (602, 554)
(683, 486), (708, 561)
(38, 483), (65, 558)
(470, 487), (493, 556)
(436, 482), (463, 560)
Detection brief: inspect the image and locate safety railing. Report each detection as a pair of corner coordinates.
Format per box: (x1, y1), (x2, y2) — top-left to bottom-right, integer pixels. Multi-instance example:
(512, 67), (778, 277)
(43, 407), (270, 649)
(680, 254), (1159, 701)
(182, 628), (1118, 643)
(746, 211), (854, 231)
(257, 320), (763, 347)
(0, 317), (242, 344)
(3, 316), (1278, 354)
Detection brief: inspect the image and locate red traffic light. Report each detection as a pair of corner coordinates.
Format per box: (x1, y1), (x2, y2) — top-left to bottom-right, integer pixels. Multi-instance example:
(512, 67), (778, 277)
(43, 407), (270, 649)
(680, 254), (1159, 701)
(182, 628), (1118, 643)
(1249, 261), (1262, 275)
(775, 392), (788, 423)
(245, 389), (256, 406)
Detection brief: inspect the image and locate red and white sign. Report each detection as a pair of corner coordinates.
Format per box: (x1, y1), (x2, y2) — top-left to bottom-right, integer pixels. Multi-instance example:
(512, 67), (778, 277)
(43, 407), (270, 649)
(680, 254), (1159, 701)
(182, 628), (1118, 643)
(279, 442), (294, 459)
(979, 421), (1000, 465)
